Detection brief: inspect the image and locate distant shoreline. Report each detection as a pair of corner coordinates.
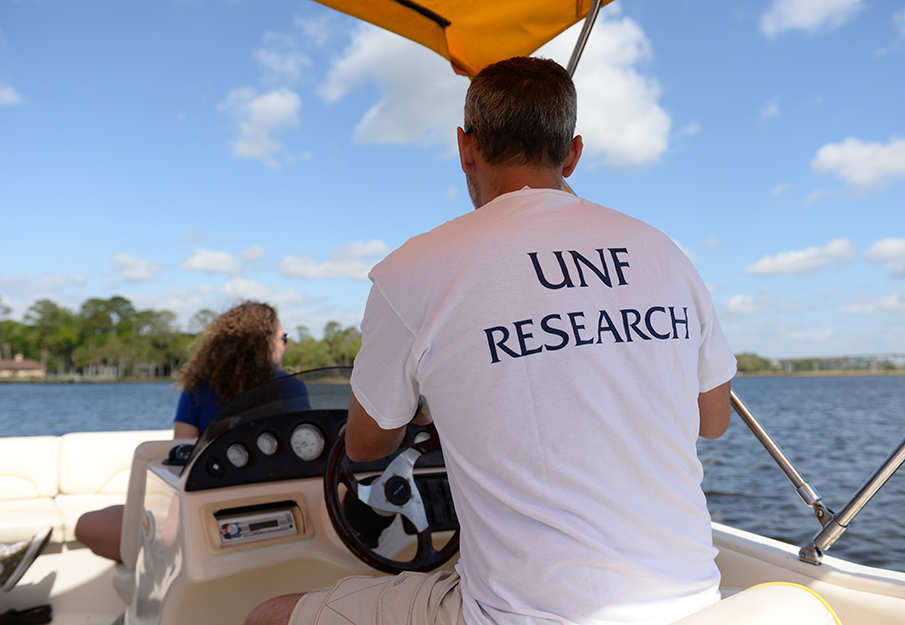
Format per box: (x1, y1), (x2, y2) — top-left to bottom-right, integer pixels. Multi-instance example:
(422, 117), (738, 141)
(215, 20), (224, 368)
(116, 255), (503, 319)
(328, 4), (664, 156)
(2, 369), (904, 384)
(735, 369), (905, 377)
(0, 377), (178, 385)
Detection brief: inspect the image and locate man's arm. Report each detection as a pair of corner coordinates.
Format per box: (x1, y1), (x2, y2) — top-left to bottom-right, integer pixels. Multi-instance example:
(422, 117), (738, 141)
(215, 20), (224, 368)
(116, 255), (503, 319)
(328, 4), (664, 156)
(346, 391), (433, 462)
(698, 381), (732, 439)
(346, 391), (408, 462)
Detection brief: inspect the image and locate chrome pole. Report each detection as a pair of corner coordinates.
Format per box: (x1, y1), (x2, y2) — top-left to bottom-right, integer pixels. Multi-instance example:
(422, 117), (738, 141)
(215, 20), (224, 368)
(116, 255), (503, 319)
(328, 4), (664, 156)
(731, 389), (905, 565)
(730, 391), (826, 513)
(566, 0), (604, 77)
(812, 436), (905, 553)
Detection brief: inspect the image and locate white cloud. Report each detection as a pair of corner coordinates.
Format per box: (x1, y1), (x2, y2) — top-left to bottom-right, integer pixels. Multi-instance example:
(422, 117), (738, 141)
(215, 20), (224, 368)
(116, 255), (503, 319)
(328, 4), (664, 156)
(126, 286), (220, 329)
(537, 5), (670, 168)
(0, 272), (86, 317)
(811, 137), (905, 189)
(181, 249), (244, 275)
(292, 15), (333, 48)
(278, 240), (389, 280)
(0, 82), (23, 107)
(840, 287), (905, 314)
(784, 328), (835, 342)
(803, 189), (824, 203)
(320, 25), (468, 148)
(675, 122), (702, 139)
(896, 9), (905, 37)
(254, 32), (312, 86)
(241, 244), (267, 263)
(760, 96), (781, 120)
(704, 237), (723, 251)
(760, 0), (864, 38)
(0, 272), (86, 293)
(771, 183), (792, 197)
(222, 278), (309, 309)
(723, 294), (771, 316)
(744, 238), (856, 275)
(864, 237), (905, 277)
(319, 4), (669, 169)
(219, 87), (301, 168)
(111, 253), (161, 282)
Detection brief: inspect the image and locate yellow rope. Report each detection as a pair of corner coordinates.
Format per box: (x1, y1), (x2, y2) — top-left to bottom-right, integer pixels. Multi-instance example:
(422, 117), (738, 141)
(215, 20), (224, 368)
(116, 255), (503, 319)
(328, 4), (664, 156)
(749, 582), (842, 625)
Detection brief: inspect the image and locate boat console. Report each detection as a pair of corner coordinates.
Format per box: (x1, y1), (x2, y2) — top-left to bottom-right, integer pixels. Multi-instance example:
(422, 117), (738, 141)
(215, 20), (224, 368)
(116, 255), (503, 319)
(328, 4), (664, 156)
(119, 367), (458, 625)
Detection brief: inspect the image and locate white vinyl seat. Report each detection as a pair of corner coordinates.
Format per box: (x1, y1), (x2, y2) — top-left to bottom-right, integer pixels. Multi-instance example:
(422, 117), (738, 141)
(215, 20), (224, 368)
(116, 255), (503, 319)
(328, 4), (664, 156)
(0, 436), (64, 543)
(672, 583), (839, 624)
(57, 430), (174, 542)
(0, 430), (175, 545)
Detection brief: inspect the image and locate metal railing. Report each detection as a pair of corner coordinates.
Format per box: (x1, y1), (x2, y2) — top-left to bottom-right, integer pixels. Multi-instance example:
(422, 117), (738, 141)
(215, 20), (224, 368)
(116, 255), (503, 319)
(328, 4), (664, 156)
(730, 390), (905, 565)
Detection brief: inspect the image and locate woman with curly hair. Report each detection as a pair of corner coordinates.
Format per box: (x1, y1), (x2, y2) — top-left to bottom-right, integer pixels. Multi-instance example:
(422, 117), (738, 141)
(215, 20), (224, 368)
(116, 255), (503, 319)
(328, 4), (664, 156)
(174, 300), (292, 438)
(76, 300), (300, 561)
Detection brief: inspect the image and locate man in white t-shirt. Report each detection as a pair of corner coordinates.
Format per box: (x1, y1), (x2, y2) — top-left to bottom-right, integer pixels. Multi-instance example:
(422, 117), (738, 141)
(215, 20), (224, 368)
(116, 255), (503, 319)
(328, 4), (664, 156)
(245, 56), (735, 625)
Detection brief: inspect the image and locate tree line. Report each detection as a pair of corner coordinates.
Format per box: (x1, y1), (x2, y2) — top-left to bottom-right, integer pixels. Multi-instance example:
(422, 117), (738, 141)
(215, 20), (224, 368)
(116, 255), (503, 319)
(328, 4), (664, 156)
(0, 295), (361, 379)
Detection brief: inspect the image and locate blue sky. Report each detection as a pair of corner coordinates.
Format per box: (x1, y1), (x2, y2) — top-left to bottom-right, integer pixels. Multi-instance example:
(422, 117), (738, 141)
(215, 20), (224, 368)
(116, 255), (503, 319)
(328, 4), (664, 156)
(1, 0), (903, 359)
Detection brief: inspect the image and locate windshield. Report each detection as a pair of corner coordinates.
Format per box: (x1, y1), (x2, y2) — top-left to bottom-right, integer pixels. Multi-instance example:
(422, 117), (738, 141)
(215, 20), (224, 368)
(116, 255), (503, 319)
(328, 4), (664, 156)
(188, 366), (352, 464)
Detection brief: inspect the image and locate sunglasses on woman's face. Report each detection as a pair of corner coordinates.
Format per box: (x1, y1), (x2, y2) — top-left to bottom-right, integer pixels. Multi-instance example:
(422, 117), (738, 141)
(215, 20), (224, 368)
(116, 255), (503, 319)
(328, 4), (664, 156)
(279, 333), (289, 345)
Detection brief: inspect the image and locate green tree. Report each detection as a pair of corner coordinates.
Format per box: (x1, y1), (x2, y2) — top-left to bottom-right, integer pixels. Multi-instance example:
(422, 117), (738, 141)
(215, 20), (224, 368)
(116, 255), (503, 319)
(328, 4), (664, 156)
(322, 322), (362, 367)
(735, 352), (774, 373)
(75, 297), (141, 374)
(133, 309), (182, 376)
(283, 325), (334, 372)
(0, 319), (31, 362)
(24, 299), (80, 371)
(0, 295), (26, 361)
(188, 308), (217, 335)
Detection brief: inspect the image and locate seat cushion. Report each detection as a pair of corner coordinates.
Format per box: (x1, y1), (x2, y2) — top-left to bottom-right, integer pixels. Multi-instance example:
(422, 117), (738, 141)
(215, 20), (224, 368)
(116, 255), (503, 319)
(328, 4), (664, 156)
(0, 497), (63, 544)
(0, 436), (61, 500)
(55, 493), (127, 543)
(58, 430), (172, 495)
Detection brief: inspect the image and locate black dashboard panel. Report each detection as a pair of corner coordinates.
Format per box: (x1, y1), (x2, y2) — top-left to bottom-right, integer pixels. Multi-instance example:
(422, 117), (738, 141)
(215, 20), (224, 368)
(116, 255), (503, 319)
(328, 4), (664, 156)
(184, 409), (444, 492)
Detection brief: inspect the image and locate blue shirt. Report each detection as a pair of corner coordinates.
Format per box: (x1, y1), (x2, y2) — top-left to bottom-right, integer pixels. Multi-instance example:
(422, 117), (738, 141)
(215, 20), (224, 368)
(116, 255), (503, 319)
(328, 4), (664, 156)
(173, 370), (309, 433)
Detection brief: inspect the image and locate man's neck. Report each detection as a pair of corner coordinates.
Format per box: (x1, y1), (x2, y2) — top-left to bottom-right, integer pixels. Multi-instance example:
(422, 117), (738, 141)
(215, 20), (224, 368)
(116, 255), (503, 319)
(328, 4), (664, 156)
(479, 165), (563, 206)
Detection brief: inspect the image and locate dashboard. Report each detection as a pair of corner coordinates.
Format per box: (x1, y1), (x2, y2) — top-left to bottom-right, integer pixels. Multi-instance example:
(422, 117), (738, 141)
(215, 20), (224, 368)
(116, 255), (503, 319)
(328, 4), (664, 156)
(183, 408), (445, 493)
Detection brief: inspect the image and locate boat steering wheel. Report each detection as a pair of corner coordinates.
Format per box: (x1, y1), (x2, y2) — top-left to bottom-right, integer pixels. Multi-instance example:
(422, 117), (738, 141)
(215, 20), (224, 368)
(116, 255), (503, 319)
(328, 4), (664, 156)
(324, 426), (460, 574)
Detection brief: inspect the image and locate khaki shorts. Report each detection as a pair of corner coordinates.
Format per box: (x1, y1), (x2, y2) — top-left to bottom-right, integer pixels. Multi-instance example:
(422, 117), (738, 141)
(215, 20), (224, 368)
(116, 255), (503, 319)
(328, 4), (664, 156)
(288, 570), (463, 625)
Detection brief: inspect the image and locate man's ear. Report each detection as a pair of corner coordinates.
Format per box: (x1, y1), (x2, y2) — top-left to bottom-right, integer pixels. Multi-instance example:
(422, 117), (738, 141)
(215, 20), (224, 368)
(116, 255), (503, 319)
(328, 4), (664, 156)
(458, 126), (476, 174)
(561, 135), (584, 178)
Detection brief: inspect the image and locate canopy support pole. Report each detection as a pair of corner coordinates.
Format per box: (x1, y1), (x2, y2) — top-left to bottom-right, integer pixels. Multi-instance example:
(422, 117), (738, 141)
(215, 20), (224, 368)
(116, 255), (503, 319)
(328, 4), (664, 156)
(566, 0), (604, 77)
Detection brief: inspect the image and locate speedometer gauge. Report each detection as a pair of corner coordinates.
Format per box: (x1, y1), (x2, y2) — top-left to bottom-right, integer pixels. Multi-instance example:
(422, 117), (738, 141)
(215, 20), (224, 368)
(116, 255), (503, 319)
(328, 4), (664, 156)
(290, 424), (325, 461)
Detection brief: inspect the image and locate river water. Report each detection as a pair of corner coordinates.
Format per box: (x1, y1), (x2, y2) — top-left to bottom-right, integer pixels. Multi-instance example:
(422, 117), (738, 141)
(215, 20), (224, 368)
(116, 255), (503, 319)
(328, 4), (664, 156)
(1, 375), (903, 572)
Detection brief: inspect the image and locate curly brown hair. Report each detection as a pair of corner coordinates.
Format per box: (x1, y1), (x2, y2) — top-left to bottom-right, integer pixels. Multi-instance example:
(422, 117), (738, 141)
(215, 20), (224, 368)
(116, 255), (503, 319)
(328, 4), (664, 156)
(179, 301), (280, 406)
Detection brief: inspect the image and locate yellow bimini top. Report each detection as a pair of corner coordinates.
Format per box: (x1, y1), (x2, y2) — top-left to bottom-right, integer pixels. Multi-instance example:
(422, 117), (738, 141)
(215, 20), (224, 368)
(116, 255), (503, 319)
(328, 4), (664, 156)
(313, 0), (615, 78)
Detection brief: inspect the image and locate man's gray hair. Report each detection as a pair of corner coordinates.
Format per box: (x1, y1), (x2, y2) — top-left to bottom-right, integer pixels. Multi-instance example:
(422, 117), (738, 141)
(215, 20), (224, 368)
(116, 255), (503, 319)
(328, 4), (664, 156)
(464, 57), (577, 169)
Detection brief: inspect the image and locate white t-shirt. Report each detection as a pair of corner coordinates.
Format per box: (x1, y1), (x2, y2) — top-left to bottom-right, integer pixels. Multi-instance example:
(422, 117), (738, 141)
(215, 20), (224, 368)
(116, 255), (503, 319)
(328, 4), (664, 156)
(351, 188), (737, 625)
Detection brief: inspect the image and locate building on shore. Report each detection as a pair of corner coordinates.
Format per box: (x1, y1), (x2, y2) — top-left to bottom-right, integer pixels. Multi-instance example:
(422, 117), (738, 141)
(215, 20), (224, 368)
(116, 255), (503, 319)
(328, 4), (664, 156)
(0, 354), (46, 378)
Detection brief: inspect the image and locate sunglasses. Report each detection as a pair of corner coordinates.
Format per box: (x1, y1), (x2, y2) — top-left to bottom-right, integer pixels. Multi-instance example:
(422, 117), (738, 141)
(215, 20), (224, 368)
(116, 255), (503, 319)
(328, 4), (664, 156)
(279, 333), (289, 345)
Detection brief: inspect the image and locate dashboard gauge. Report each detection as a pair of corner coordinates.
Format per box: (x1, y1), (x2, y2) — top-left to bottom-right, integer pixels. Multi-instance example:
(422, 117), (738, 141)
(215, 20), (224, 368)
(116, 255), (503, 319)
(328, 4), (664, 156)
(226, 443), (250, 468)
(256, 432), (278, 456)
(413, 431), (431, 444)
(290, 424), (325, 461)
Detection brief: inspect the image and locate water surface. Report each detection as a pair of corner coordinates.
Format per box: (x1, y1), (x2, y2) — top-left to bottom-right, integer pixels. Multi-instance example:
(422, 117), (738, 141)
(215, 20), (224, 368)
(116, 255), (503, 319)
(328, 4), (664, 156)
(1, 375), (902, 572)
